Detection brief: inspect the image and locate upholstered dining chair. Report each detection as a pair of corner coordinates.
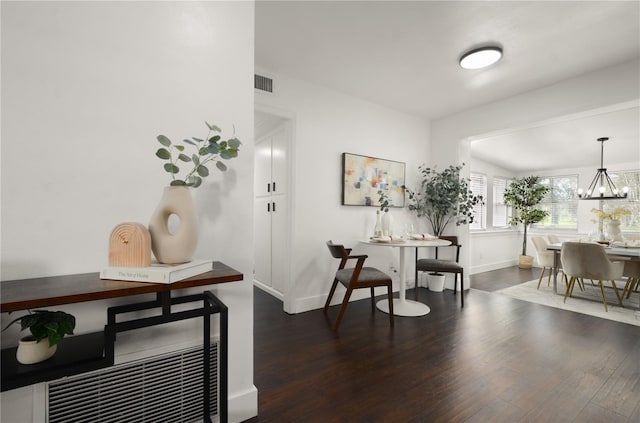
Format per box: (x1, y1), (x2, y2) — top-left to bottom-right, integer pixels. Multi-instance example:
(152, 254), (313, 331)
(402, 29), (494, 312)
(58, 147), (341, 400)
(547, 234), (561, 244)
(324, 241), (394, 331)
(560, 242), (624, 311)
(532, 236), (570, 290)
(414, 236), (464, 307)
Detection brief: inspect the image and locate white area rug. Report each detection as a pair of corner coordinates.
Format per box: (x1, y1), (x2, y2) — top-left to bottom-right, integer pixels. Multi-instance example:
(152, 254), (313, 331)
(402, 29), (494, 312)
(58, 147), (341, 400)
(496, 278), (640, 327)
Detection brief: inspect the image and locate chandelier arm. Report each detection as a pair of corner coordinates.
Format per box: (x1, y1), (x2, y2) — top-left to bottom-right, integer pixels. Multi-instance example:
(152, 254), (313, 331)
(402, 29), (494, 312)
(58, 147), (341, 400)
(584, 170), (603, 197)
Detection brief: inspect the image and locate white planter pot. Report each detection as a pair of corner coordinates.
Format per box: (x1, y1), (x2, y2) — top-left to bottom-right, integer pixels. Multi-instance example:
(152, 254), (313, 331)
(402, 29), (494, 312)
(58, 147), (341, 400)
(16, 336), (57, 365)
(428, 273), (445, 292)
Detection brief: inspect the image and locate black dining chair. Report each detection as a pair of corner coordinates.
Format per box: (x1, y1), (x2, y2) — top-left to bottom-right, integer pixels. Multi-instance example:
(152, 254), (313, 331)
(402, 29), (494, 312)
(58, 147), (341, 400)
(324, 240), (394, 330)
(414, 236), (464, 307)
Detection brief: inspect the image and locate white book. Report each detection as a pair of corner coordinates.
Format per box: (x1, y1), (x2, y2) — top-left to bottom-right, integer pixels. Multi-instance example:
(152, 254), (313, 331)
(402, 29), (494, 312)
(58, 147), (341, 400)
(100, 259), (213, 284)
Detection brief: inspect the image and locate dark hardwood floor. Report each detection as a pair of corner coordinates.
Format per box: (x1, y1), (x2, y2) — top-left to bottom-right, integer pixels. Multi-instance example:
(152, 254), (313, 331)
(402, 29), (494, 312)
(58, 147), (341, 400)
(245, 266), (640, 422)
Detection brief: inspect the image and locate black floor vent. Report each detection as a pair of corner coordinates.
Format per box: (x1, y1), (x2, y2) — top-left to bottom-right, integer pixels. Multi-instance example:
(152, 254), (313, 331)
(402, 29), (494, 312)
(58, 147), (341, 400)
(47, 344), (218, 423)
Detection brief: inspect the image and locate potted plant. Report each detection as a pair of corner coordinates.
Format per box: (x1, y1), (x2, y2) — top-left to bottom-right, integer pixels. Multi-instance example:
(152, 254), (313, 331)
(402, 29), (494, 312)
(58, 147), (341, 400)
(3, 310), (76, 364)
(503, 175), (550, 268)
(404, 164), (483, 237)
(150, 121), (242, 264)
(377, 190), (393, 235)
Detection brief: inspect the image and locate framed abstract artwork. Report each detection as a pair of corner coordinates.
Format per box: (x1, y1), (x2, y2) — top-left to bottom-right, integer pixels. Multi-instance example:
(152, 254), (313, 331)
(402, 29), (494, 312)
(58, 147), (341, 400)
(342, 153), (406, 207)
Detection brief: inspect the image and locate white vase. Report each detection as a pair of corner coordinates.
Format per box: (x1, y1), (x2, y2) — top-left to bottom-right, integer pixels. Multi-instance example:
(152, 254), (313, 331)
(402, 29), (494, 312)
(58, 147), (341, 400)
(606, 219), (623, 242)
(382, 211), (394, 236)
(16, 336), (57, 365)
(149, 186), (198, 264)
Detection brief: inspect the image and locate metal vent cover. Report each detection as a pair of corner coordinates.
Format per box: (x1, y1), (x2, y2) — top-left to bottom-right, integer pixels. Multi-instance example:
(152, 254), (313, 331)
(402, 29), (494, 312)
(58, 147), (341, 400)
(254, 74), (273, 93)
(47, 344), (218, 423)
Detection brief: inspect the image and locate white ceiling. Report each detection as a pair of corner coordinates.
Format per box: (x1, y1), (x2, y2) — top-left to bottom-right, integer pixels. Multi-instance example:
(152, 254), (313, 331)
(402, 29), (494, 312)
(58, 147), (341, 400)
(255, 1), (640, 172)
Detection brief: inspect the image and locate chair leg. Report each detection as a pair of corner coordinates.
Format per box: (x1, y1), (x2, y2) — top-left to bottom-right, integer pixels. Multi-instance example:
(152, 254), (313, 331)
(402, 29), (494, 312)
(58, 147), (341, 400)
(387, 284), (394, 327)
(460, 270), (464, 308)
(370, 287), (375, 312)
(547, 267), (552, 286)
(333, 288), (354, 331)
(563, 277), (576, 303)
(323, 278), (340, 313)
(598, 281), (608, 312)
(537, 267), (546, 289)
(611, 280), (623, 306)
(415, 271), (419, 301)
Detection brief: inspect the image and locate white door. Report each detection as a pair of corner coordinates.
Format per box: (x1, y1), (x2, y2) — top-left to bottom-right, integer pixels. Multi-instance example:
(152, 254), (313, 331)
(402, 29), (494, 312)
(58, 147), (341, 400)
(253, 122), (289, 298)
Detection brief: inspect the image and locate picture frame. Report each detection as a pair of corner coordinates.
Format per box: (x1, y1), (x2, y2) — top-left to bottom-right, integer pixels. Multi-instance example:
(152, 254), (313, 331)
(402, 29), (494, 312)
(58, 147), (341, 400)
(341, 152), (406, 208)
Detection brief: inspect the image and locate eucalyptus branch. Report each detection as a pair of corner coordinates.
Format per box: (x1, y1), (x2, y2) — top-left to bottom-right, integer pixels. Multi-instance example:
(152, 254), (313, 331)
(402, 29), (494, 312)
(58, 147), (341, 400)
(155, 121), (241, 188)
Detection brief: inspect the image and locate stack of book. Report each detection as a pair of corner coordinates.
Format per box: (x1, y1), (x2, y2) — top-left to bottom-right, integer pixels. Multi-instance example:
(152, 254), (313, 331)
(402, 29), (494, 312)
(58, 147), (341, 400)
(100, 259), (213, 284)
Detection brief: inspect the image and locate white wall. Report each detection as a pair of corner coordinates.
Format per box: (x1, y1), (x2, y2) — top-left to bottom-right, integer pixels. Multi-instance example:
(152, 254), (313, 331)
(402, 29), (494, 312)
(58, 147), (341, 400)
(1, 2), (256, 422)
(469, 158), (520, 273)
(256, 71), (431, 313)
(431, 60), (640, 280)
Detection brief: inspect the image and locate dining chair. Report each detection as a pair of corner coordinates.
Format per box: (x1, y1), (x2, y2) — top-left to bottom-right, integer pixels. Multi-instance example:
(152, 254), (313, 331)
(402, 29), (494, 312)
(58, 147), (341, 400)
(414, 236), (464, 307)
(560, 242), (624, 311)
(531, 236), (570, 290)
(621, 260), (640, 301)
(547, 234), (561, 244)
(324, 241), (394, 331)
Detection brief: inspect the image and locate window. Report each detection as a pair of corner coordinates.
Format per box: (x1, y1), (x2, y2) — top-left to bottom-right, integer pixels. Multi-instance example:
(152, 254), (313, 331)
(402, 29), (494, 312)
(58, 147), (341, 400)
(537, 175), (578, 230)
(493, 177), (511, 228)
(469, 173), (487, 230)
(602, 170), (640, 231)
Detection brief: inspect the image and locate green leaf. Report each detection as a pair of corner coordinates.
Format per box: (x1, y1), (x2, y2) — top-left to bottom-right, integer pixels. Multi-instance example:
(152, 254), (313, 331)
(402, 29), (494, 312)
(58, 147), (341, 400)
(205, 121), (221, 132)
(192, 137), (204, 143)
(192, 154), (200, 166)
(164, 163), (179, 174)
(170, 180), (187, 186)
(174, 145), (185, 152)
(199, 147), (208, 156)
(197, 165), (209, 177)
(183, 139), (197, 146)
(220, 150), (232, 160)
(187, 175), (203, 188)
(155, 148), (171, 160)
(216, 161), (227, 171)
(177, 154), (191, 162)
(206, 143), (220, 155)
(157, 135), (171, 147)
(227, 149), (238, 158)
(208, 135), (221, 143)
(228, 138), (241, 149)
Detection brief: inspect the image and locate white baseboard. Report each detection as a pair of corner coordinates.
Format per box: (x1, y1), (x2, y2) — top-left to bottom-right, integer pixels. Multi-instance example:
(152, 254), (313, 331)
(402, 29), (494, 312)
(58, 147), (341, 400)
(470, 259), (518, 274)
(228, 385), (258, 423)
(253, 280), (284, 301)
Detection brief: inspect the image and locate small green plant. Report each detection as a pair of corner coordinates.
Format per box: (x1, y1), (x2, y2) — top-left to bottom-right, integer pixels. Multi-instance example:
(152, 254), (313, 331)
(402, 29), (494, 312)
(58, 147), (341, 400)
(503, 176), (550, 256)
(377, 190), (391, 212)
(3, 310), (76, 346)
(155, 121), (241, 188)
(404, 164), (483, 236)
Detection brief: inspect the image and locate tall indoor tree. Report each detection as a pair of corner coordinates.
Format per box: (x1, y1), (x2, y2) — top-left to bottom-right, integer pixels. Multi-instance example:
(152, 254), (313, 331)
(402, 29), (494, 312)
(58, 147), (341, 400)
(503, 175), (550, 268)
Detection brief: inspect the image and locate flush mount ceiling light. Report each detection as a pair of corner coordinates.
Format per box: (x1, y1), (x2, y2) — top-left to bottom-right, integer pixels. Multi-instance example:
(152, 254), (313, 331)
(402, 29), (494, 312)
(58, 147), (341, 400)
(459, 46), (503, 69)
(578, 137), (628, 200)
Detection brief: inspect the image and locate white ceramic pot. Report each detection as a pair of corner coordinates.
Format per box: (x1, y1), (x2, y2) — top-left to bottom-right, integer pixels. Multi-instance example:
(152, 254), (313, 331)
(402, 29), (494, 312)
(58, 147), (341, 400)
(428, 273), (445, 292)
(16, 336), (57, 365)
(606, 219), (623, 242)
(149, 186), (198, 264)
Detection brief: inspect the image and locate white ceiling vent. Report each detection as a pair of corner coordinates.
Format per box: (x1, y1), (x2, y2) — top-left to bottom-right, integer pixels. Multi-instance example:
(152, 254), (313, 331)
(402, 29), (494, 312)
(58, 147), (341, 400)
(254, 74), (273, 93)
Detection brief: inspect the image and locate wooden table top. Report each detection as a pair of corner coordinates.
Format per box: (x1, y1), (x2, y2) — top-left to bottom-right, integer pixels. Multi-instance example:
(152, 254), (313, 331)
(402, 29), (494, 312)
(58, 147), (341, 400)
(0, 261), (243, 313)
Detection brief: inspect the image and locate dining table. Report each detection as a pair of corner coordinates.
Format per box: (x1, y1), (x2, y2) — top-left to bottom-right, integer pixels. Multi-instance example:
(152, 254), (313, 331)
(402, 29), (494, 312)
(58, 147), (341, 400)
(547, 242), (640, 294)
(361, 238), (451, 317)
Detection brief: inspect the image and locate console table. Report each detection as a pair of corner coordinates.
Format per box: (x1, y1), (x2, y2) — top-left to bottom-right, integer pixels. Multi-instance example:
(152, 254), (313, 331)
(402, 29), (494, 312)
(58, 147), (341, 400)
(1, 262), (242, 423)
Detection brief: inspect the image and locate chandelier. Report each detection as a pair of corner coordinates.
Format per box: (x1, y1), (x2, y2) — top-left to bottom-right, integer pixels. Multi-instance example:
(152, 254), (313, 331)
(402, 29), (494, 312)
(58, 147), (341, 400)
(578, 137), (628, 200)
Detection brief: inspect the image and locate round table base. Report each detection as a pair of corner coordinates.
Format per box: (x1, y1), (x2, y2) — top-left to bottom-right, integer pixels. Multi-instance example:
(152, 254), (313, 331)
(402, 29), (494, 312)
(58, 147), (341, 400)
(376, 299), (430, 317)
